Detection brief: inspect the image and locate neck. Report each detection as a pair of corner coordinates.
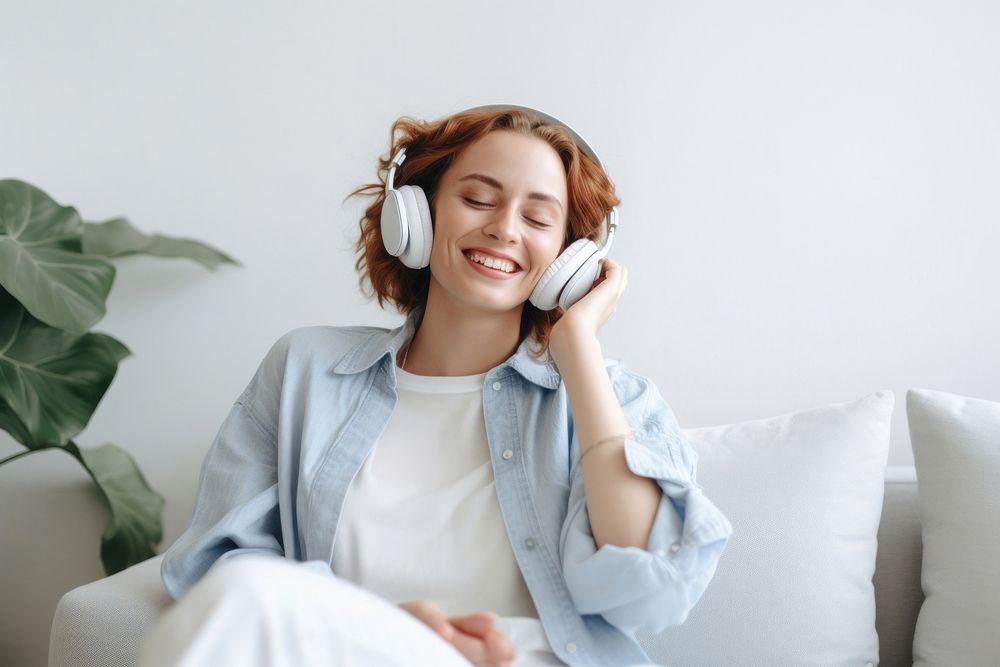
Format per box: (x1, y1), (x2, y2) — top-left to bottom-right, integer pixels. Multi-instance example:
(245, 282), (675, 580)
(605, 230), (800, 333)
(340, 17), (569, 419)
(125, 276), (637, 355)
(402, 279), (523, 376)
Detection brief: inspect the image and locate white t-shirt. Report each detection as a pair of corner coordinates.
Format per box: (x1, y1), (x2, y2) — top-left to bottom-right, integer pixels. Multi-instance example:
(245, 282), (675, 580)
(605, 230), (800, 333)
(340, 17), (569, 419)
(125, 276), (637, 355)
(333, 366), (564, 665)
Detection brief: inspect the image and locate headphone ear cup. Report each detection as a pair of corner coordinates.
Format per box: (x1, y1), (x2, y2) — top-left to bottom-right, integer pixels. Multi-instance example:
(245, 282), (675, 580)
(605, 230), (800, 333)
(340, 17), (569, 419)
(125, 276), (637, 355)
(558, 254), (603, 311)
(529, 238), (599, 311)
(397, 185), (433, 269)
(380, 189), (409, 257)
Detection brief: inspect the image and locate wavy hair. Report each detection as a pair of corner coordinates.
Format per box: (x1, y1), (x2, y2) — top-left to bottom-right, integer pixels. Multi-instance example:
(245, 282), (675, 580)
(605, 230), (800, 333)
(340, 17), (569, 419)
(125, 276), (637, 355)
(346, 107), (620, 356)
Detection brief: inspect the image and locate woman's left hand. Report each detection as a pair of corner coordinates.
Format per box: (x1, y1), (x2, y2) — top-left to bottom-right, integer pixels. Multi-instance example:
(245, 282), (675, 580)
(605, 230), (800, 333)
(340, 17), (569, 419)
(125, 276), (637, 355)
(549, 258), (627, 361)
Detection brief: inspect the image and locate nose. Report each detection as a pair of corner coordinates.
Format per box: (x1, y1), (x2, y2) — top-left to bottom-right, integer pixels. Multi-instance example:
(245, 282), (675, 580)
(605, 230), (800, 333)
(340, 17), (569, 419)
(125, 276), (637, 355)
(483, 205), (520, 245)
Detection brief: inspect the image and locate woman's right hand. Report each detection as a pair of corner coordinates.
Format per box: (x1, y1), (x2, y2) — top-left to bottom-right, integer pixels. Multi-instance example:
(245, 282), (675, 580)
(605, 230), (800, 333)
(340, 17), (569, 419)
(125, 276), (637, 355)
(397, 600), (515, 667)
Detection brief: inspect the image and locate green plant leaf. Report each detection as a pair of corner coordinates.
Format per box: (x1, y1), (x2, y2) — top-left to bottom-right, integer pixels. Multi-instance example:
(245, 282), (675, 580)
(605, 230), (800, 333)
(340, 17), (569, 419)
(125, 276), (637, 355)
(83, 217), (241, 270)
(0, 288), (130, 448)
(67, 442), (165, 575)
(0, 398), (34, 447)
(0, 179), (116, 334)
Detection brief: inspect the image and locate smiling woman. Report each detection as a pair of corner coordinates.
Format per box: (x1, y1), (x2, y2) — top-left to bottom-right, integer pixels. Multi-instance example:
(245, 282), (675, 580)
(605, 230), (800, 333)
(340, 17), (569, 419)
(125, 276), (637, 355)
(352, 106), (619, 356)
(417, 130), (571, 340)
(144, 104), (733, 667)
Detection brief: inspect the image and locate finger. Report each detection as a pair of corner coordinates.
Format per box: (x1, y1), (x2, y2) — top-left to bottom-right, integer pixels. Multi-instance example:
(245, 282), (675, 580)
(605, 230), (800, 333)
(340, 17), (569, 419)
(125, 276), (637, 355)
(484, 628), (515, 661)
(605, 261), (624, 289)
(448, 612), (497, 637)
(610, 264), (625, 282)
(450, 629), (515, 667)
(447, 630), (490, 665)
(401, 601), (453, 640)
(602, 258), (622, 281)
(436, 623), (454, 641)
(450, 618), (514, 666)
(425, 608), (454, 638)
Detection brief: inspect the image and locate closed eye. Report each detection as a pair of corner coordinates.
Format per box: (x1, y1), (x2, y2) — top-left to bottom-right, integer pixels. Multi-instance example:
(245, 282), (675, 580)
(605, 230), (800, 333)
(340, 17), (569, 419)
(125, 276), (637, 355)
(462, 197), (551, 228)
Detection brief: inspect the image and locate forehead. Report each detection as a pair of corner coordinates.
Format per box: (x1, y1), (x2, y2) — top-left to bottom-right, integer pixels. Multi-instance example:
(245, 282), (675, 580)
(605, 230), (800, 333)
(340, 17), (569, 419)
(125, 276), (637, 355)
(445, 131), (567, 199)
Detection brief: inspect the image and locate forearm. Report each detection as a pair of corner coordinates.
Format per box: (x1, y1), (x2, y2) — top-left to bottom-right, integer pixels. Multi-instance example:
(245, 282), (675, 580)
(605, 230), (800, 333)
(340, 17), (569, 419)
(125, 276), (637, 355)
(554, 327), (662, 551)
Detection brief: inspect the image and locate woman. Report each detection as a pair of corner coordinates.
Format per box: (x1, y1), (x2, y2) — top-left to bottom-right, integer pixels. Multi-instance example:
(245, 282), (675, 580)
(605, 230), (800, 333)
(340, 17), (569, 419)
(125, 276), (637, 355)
(140, 105), (733, 667)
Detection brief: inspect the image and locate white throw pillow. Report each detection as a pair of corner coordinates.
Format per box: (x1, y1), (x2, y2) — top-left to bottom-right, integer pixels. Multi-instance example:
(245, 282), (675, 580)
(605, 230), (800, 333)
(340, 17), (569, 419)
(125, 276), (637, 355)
(639, 391), (893, 667)
(907, 388), (1000, 666)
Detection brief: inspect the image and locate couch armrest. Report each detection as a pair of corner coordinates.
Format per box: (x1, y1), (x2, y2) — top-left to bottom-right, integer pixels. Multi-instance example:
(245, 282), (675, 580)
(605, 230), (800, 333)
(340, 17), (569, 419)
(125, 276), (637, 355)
(49, 554), (172, 667)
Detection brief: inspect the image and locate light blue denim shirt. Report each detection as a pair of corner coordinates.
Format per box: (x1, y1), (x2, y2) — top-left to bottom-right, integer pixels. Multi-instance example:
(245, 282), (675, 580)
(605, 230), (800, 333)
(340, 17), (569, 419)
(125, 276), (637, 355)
(161, 311), (733, 666)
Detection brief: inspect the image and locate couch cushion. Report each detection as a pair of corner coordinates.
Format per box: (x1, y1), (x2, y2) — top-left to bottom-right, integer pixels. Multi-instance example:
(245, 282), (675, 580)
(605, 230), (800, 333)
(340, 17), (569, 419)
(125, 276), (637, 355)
(907, 389), (1000, 665)
(874, 465), (923, 666)
(49, 554), (170, 667)
(638, 391), (893, 666)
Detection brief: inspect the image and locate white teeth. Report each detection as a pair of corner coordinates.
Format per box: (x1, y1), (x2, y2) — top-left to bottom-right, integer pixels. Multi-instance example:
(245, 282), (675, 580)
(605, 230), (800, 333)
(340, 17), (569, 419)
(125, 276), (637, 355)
(465, 251), (517, 273)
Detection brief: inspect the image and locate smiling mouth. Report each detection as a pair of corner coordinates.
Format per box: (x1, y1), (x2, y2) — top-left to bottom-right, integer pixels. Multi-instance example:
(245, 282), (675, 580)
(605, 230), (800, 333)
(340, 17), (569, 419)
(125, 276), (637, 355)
(463, 250), (522, 274)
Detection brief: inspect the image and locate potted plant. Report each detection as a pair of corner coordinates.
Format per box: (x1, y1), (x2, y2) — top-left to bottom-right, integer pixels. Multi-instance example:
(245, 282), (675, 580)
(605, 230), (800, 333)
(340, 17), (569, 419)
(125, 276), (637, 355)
(0, 179), (239, 575)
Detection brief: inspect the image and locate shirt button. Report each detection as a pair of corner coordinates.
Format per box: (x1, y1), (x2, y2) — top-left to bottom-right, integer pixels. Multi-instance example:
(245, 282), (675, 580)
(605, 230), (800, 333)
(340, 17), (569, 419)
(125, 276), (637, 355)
(565, 642), (577, 653)
(502, 449), (514, 460)
(525, 538), (535, 549)
(492, 381), (502, 391)
(670, 542), (681, 553)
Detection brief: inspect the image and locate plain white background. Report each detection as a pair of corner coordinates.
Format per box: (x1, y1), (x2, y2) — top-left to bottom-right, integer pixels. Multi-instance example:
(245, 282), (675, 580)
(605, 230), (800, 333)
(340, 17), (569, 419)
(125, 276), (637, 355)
(2, 1), (998, 664)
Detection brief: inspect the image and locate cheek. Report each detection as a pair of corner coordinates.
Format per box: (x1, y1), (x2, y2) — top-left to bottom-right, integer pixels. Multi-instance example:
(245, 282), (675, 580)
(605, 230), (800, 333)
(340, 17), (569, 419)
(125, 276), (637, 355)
(432, 202), (472, 238)
(428, 209), (455, 249)
(543, 238), (567, 266)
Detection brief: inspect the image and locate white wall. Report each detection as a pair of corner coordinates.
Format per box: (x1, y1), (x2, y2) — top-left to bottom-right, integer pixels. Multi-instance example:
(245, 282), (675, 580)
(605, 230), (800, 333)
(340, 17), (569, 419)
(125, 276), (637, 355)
(2, 1), (998, 664)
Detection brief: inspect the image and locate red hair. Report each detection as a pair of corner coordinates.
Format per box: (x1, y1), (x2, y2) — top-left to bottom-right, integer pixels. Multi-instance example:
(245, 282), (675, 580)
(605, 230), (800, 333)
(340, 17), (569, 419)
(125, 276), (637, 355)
(346, 107), (620, 356)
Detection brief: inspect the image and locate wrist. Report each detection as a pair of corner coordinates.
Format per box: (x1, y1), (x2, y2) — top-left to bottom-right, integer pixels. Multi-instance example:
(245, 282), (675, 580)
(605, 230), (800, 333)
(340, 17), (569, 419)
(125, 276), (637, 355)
(550, 319), (600, 358)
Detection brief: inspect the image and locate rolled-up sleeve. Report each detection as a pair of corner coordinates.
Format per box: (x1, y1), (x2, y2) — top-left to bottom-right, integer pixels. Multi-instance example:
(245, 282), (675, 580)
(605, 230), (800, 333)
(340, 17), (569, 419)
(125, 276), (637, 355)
(160, 333), (331, 600)
(559, 363), (733, 637)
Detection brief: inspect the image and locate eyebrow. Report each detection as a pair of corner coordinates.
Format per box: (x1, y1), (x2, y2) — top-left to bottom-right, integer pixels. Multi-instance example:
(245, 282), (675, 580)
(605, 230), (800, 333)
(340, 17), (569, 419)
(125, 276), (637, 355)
(457, 173), (564, 212)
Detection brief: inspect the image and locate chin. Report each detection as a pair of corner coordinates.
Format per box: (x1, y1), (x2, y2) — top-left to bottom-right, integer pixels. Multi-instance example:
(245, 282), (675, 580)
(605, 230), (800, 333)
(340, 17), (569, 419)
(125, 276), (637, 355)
(458, 292), (528, 315)
(434, 273), (533, 315)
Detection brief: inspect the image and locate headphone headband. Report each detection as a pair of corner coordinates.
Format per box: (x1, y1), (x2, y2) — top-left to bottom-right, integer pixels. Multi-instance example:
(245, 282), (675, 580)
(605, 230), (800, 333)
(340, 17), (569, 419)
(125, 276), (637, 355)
(459, 103), (607, 171)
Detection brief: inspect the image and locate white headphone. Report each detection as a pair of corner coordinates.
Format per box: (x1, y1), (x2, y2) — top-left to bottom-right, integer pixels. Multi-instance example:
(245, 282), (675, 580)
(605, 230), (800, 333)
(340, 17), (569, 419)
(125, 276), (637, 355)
(379, 103), (619, 312)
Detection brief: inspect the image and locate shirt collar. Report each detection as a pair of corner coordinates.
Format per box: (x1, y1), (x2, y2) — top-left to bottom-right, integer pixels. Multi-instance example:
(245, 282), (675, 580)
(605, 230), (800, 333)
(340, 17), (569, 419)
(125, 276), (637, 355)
(330, 309), (562, 390)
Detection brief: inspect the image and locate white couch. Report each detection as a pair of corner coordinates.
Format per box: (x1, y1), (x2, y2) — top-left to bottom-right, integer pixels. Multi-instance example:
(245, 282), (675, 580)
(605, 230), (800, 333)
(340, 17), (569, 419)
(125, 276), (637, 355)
(49, 388), (999, 666)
